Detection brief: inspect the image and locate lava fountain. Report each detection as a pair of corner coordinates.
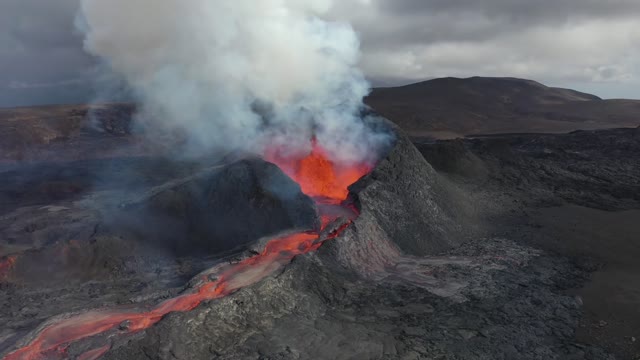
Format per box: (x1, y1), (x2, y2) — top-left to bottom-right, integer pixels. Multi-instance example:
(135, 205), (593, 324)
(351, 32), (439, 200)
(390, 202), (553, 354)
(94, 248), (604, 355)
(265, 139), (372, 204)
(4, 142), (373, 360)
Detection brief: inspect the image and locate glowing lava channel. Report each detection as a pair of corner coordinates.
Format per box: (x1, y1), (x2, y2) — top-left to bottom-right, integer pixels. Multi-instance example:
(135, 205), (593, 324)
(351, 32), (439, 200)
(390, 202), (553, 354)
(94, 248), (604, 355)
(5, 144), (371, 360)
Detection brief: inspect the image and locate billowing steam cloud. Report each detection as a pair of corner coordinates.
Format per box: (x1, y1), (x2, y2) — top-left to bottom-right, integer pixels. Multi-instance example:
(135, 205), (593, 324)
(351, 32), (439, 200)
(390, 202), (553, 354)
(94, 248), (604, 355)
(77, 0), (389, 165)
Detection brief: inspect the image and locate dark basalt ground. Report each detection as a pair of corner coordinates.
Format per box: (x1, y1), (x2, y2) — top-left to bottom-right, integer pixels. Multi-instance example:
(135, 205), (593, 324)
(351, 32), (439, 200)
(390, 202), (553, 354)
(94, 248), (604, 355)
(1, 121), (638, 359)
(415, 126), (640, 359)
(111, 158), (319, 255)
(415, 126), (640, 210)
(0, 157), (318, 354)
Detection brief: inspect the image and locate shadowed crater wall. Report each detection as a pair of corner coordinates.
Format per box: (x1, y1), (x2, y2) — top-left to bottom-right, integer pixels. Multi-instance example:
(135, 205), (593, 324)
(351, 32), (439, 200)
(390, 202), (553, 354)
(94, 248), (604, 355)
(103, 159), (319, 256)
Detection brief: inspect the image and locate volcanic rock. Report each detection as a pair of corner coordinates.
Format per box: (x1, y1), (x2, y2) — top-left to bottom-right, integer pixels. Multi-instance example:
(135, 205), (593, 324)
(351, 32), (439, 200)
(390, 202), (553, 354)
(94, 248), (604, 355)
(94, 122), (498, 360)
(100, 230), (605, 360)
(3, 120), (632, 360)
(111, 158), (319, 255)
(349, 122), (475, 256)
(416, 127), (640, 210)
(417, 127), (640, 359)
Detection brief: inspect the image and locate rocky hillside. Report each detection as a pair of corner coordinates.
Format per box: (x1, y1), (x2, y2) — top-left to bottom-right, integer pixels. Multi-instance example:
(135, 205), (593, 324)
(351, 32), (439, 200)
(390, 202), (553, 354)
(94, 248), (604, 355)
(0, 104), (141, 163)
(365, 77), (640, 138)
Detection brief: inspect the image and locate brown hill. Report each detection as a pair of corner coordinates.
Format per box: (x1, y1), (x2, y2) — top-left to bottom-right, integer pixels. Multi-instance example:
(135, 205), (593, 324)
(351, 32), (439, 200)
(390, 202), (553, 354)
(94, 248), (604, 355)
(365, 76), (640, 138)
(0, 103), (137, 162)
(2, 77), (639, 161)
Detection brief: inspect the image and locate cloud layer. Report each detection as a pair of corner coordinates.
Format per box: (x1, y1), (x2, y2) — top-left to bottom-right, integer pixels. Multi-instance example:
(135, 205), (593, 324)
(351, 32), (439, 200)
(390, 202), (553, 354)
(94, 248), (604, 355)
(1, 0), (640, 106)
(329, 0), (640, 95)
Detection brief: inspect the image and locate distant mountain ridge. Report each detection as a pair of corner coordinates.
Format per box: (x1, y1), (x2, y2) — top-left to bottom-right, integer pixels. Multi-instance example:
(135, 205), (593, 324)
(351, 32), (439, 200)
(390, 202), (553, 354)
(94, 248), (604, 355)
(1, 77), (639, 162)
(365, 76), (640, 138)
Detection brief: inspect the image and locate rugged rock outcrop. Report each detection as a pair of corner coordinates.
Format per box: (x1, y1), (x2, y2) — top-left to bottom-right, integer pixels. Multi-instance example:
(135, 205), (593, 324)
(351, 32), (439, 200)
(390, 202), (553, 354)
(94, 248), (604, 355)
(349, 122), (474, 256)
(109, 158), (319, 255)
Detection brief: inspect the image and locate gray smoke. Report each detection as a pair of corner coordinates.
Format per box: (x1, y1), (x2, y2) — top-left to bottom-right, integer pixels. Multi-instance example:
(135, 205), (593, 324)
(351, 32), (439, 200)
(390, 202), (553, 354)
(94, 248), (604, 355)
(77, 0), (389, 165)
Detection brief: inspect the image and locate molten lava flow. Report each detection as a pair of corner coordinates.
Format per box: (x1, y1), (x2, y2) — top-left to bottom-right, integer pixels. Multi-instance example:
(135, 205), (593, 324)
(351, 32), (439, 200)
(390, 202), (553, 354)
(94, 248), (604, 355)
(77, 346), (110, 360)
(265, 139), (371, 202)
(5, 142), (371, 360)
(4, 232), (328, 360)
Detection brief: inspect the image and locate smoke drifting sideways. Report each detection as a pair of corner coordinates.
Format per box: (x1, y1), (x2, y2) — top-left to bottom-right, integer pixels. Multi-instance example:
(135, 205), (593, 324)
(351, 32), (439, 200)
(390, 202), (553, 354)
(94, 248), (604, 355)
(76, 0), (391, 166)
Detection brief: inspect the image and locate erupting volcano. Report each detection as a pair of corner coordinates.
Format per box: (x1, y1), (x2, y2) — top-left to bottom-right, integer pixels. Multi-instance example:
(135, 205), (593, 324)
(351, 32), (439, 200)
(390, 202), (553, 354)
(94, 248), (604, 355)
(5, 142), (373, 360)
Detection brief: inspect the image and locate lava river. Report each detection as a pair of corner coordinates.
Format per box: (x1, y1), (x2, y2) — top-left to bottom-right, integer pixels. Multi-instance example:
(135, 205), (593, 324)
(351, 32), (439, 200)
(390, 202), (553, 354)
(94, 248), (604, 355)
(4, 143), (372, 360)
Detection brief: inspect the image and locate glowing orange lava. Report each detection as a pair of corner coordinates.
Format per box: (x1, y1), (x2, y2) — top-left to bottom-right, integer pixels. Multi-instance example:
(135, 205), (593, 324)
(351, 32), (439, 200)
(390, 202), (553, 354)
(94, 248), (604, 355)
(4, 142), (371, 360)
(77, 345), (110, 360)
(265, 139), (371, 202)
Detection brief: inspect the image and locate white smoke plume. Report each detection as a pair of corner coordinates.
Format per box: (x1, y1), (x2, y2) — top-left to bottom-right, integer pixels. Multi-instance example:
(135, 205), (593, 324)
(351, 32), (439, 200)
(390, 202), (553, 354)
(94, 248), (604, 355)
(77, 0), (389, 165)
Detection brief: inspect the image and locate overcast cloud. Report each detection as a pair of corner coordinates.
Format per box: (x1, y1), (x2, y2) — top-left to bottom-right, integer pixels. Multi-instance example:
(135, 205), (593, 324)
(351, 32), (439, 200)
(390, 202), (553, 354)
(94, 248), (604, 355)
(1, 0), (640, 106)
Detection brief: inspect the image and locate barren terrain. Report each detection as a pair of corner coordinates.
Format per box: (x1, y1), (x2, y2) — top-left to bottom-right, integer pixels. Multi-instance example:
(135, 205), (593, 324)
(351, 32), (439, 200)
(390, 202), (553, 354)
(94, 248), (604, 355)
(416, 127), (640, 359)
(366, 77), (640, 138)
(0, 79), (639, 359)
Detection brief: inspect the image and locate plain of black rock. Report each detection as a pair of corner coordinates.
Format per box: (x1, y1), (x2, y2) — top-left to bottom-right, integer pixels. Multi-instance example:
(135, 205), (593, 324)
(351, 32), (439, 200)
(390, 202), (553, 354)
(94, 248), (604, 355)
(2, 2), (640, 359)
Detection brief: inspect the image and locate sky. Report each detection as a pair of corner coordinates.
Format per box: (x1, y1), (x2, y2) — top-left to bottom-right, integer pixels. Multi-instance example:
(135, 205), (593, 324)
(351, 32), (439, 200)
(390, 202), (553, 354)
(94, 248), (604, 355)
(1, 0), (640, 107)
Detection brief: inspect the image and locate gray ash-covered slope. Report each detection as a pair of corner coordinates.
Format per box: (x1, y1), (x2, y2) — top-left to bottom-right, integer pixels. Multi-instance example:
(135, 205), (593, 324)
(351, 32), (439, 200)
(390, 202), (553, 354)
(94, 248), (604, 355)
(416, 127), (640, 360)
(348, 122), (475, 255)
(99, 123), (607, 360)
(110, 158), (319, 255)
(416, 126), (640, 210)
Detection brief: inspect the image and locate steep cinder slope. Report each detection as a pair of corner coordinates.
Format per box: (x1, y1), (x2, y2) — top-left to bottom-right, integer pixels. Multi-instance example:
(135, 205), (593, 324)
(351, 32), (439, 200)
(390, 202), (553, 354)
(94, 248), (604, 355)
(113, 158), (319, 255)
(348, 122), (474, 256)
